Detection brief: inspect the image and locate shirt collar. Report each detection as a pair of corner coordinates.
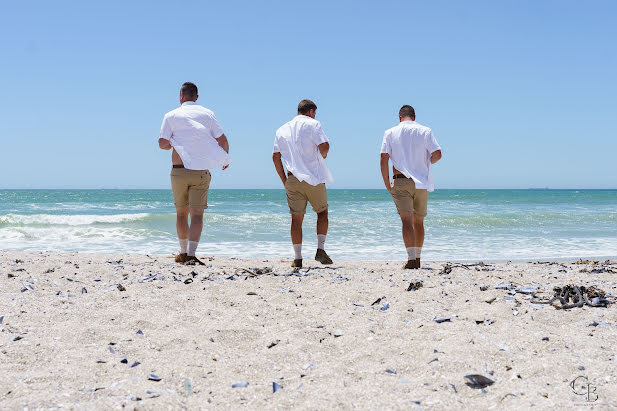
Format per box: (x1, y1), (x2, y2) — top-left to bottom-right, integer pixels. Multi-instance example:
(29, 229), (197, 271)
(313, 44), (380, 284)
(182, 101), (198, 106)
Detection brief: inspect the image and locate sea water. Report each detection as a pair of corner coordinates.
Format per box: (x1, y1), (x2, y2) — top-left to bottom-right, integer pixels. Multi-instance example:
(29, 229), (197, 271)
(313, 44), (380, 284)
(0, 189), (616, 262)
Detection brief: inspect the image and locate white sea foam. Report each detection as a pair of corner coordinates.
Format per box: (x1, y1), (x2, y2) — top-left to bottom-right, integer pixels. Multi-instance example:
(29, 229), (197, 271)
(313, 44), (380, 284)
(0, 213), (152, 226)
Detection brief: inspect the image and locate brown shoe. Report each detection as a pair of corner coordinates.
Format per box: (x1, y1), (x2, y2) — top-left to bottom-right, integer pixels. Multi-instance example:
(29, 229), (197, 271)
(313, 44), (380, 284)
(315, 249), (333, 265)
(416, 258), (421, 269)
(185, 256), (205, 266)
(291, 259), (302, 268)
(403, 259), (419, 269)
(175, 253), (188, 264)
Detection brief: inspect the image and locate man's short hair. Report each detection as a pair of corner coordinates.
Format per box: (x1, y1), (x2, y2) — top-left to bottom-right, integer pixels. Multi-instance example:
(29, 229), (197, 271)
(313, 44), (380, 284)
(181, 82), (198, 100)
(298, 99), (317, 115)
(399, 105), (415, 119)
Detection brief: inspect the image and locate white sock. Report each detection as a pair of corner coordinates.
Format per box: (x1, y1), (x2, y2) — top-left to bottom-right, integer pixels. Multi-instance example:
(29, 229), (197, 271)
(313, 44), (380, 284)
(317, 234), (326, 250)
(293, 244), (302, 260)
(188, 241), (199, 257)
(406, 247), (417, 260)
(415, 247), (422, 259)
(179, 238), (188, 254)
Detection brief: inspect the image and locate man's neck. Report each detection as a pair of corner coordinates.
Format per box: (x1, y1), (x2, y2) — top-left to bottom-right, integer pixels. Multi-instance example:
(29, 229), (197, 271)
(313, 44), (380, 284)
(400, 117), (414, 122)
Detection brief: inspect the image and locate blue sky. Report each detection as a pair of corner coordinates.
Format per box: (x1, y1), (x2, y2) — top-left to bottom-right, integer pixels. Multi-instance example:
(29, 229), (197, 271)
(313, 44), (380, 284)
(1, 0), (615, 189)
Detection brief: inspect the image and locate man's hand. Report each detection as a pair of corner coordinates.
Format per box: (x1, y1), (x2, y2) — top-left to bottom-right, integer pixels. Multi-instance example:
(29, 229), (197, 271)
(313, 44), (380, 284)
(431, 149), (442, 164)
(158, 138), (172, 150)
(318, 142), (329, 159)
(380, 153), (392, 192)
(222, 164), (229, 171)
(272, 152), (287, 186)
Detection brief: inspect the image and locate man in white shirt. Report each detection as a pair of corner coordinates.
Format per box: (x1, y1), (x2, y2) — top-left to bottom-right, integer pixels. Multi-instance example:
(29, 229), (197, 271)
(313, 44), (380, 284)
(272, 99), (334, 268)
(380, 105), (442, 269)
(158, 82), (230, 265)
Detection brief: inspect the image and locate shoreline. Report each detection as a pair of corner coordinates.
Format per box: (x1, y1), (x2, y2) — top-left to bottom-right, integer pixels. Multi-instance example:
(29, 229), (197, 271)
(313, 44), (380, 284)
(1, 250), (616, 408)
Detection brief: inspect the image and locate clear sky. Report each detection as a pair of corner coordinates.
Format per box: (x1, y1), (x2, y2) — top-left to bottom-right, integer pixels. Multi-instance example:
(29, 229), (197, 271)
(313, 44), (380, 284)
(1, 1), (615, 189)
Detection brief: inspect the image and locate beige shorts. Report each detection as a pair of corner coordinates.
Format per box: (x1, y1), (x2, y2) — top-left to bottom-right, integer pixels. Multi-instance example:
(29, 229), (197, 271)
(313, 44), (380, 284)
(285, 174), (328, 215)
(170, 168), (211, 209)
(390, 177), (428, 217)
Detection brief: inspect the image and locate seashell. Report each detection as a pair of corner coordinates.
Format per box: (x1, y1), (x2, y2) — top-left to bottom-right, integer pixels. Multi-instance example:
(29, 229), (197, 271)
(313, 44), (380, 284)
(272, 382), (282, 393)
(232, 381), (249, 388)
(148, 374), (162, 382)
(464, 374), (494, 389)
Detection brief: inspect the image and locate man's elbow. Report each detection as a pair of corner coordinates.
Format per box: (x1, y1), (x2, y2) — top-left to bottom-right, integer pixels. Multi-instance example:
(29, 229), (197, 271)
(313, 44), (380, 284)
(158, 138), (171, 150)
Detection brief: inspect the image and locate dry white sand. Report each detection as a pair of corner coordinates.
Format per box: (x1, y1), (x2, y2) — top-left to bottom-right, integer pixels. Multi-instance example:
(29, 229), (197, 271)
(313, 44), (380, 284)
(1, 250), (616, 409)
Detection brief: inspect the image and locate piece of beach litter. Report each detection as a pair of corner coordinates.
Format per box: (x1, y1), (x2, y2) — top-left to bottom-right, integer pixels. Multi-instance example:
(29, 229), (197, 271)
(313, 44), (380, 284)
(434, 317), (451, 323)
(464, 374), (494, 389)
(516, 286), (536, 295)
(273, 382), (283, 393)
(495, 283), (514, 290)
(371, 296), (385, 306)
(148, 374), (162, 382)
(333, 329), (344, 337)
(117, 284), (126, 292)
(385, 368), (397, 375)
(130, 361), (141, 368)
(380, 302), (390, 311)
(136, 330), (144, 335)
(184, 379), (193, 396)
(232, 381), (249, 388)
(407, 281), (423, 291)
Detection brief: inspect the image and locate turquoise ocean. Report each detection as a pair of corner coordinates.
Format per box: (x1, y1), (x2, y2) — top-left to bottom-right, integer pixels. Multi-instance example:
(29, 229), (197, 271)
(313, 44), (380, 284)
(0, 189), (615, 262)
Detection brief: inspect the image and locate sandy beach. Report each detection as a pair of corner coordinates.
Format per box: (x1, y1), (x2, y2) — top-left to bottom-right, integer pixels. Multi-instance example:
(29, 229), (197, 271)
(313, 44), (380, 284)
(1, 250), (616, 409)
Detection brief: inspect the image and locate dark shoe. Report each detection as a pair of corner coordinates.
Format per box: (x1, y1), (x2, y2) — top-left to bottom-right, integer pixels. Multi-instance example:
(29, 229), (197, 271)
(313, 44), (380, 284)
(175, 253), (188, 264)
(416, 258), (421, 269)
(291, 259), (302, 268)
(403, 259), (419, 269)
(315, 249), (333, 265)
(185, 256), (205, 266)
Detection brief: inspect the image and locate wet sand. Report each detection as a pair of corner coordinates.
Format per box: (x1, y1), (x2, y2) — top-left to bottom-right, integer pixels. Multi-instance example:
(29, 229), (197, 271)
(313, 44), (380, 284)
(1, 250), (616, 409)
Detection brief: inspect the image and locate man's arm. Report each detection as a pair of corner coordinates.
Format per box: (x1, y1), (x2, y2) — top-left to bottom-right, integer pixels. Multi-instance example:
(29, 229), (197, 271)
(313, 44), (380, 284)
(158, 138), (172, 150)
(272, 152), (287, 186)
(318, 142), (329, 159)
(380, 153), (391, 192)
(216, 134), (229, 153)
(430, 149), (442, 164)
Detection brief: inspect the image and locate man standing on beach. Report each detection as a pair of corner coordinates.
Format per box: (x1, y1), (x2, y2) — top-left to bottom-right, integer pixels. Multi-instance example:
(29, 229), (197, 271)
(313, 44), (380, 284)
(158, 82), (230, 265)
(272, 99), (334, 268)
(380, 105), (442, 269)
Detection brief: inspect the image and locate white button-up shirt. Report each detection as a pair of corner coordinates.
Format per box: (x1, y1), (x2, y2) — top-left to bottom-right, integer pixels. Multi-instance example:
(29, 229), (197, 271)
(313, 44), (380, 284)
(380, 120), (441, 191)
(273, 115), (333, 186)
(159, 102), (230, 170)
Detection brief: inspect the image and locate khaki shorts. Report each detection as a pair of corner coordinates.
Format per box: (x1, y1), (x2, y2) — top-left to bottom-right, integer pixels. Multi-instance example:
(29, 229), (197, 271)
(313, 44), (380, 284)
(170, 168), (211, 209)
(390, 177), (428, 217)
(285, 174), (328, 215)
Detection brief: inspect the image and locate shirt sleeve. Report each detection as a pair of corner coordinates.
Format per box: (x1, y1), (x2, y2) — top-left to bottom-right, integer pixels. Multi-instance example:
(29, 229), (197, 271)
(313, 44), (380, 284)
(380, 131), (391, 155)
(426, 130), (441, 153)
(209, 114), (224, 139)
(159, 114), (172, 141)
(272, 135), (281, 154)
(311, 122), (329, 145)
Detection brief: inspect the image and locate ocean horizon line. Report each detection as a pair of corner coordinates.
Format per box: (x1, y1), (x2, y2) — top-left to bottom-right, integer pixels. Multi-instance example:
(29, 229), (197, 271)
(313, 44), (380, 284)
(1, 187), (616, 191)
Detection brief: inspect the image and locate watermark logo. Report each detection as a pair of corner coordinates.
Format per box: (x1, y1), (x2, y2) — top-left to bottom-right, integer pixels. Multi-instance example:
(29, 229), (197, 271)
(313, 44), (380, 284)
(570, 376), (598, 402)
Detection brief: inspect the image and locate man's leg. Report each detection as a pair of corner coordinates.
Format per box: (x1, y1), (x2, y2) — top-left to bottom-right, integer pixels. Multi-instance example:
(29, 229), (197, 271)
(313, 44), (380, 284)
(188, 207), (204, 253)
(315, 209), (332, 264)
(291, 214), (304, 267)
(184, 171), (210, 265)
(400, 211), (417, 269)
(413, 216), (425, 267)
(175, 206), (189, 262)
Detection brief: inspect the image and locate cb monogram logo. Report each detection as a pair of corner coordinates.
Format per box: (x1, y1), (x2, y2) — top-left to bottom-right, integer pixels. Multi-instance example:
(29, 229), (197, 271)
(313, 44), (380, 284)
(570, 376), (598, 402)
